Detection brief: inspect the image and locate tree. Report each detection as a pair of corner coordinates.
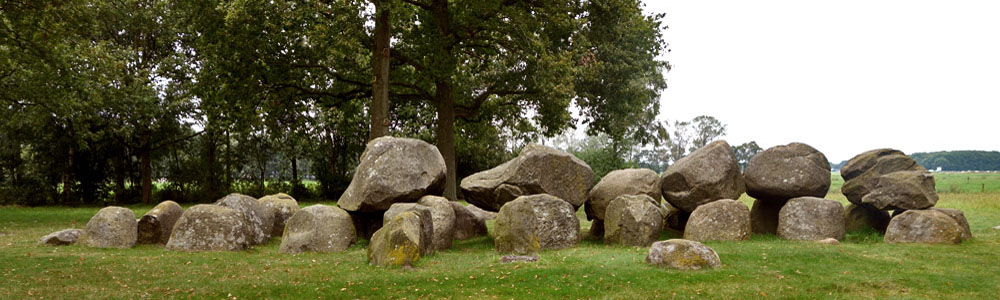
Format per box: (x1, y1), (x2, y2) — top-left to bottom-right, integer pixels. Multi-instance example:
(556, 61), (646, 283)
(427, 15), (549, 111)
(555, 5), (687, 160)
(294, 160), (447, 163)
(689, 115), (727, 151)
(733, 141), (763, 170)
(370, 0), (391, 140)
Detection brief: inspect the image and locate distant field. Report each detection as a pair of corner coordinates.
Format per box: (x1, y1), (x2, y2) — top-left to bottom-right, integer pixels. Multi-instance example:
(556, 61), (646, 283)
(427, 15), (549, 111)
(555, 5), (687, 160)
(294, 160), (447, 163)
(2, 177), (999, 299)
(830, 171), (1000, 194)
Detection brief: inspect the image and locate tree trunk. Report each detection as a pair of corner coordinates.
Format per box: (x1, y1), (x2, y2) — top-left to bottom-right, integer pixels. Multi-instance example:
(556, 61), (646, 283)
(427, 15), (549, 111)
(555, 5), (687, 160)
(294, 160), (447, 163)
(140, 147), (152, 204)
(63, 146), (74, 204)
(435, 80), (458, 201)
(291, 156), (299, 186)
(370, 0), (391, 140)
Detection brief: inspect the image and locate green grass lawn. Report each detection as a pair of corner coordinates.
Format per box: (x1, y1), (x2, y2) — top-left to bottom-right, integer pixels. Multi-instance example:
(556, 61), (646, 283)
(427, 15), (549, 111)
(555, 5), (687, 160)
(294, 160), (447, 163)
(2, 175), (999, 299)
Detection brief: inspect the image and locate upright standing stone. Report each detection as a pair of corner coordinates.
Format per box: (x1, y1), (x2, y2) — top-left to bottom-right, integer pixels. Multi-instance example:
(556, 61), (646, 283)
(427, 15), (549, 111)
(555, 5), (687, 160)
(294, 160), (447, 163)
(460, 144), (594, 211)
(382, 203), (434, 255)
(138, 200), (184, 245)
(603, 195), (664, 247)
(338, 137), (446, 212)
(215, 193), (273, 245)
(166, 205), (251, 251)
(494, 194), (580, 254)
(279, 205), (356, 254)
(585, 168), (661, 221)
(81, 207), (137, 249)
(684, 199), (751, 242)
(417, 196), (456, 251)
(777, 197), (845, 241)
(885, 209), (964, 244)
(368, 211), (426, 267)
(660, 140), (745, 213)
(258, 193), (300, 237)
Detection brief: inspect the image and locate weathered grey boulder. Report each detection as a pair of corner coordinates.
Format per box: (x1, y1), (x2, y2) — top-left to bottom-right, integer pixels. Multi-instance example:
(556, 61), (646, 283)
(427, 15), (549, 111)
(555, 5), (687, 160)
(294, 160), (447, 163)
(81, 206), (137, 249)
(660, 140), (745, 213)
(930, 208), (972, 241)
(860, 171), (938, 210)
(844, 203), (890, 233)
(416, 196), (456, 251)
(465, 203), (497, 220)
(604, 194), (664, 247)
(137, 200), (184, 245)
(258, 193), (300, 237)
(279, 205), (355, 254)
(885, 209), (964, 244)
(382, 203), (434, 255)
(645, 239), (721, 270)
(841, 149), (935, 208)
(750, 199), (786, 234)
(367, 211), (426, 267)
(38, 229), (82, 246)
(662, 202), (690, 231)
(585, 168), (661, 221)
(684, 199), (750, 242)
(215, 193), (272, 245)
(449, 202), (488, 240)
(494, 194), (580, 254)
(338, 137), (446, 212)
(460, 144), (594, 211)
(744, 143), (830, 201)
(166, 205), (251, 251)
(777, 197), (845, 241)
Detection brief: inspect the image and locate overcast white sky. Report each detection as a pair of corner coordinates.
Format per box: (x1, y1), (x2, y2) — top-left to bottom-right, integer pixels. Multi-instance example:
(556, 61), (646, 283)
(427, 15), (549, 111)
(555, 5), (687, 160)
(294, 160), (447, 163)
(642, 1), (1000, 162)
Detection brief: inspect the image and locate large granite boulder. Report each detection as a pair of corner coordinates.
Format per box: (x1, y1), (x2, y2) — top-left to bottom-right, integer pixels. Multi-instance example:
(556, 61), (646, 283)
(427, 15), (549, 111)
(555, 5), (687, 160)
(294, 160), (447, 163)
(81, 206), (137, 249)
(416, 196), (456, 251)
(660, 140), (745, 213)
(684, 199), (751, 241)
(585, 168), (661, 221)
(860, 171), (938, 210)
(841, 149), (936, 209)
(166, 205), (251, 251)
(215, 193), (272, 245)
(368, 211), (427, 267)
(777, 197), (845, 241)
(604, 194), (664, 247)
(494, 194), (580, 254)
(645, 239), (721, 270)
(338, 137), (446, 212)
(930, 208), (972, 242)
(382, 203), (434, 255)
(885, 209), (965, 244)
(279, 205), (355, 254)
(258, 193), (300, 237)
(844, 203), (890, 233)
(750, 199), (786, 234)
(460, 144), (594, 211)
(38, 229), (82, 246)
(137, 200), (184, 245)
(744, 143), (830, 201)
(449, 202), (488, 240)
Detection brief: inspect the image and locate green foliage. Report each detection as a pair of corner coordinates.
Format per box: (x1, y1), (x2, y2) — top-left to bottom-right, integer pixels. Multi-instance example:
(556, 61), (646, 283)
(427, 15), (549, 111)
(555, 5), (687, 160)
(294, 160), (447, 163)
(912, 151), (1000, 171)
(733, 141), (763, 170)
(563, 134), (639, 184)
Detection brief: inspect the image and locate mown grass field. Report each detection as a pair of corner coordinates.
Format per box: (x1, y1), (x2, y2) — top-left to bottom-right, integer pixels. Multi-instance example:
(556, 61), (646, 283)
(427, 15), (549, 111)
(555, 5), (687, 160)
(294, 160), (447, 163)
(2, 172), (999, 299)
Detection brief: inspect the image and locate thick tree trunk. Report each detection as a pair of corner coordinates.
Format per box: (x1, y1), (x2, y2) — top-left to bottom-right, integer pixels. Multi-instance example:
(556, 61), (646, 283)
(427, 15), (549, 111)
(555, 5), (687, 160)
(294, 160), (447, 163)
(291, 156), (299, 186)
(435, 80), (457, 201)
(370, 0), (391, 140)
(140, 148), (152, 204)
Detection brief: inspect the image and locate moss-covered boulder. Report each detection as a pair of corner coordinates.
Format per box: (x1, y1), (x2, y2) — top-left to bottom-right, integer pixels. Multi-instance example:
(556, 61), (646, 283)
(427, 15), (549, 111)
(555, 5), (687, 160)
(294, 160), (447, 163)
(166, 205), (251, 251)
(585, 168), (661, 221)
(81, 206), (137, 249)
(885, 209), (965, 244)
(660, 140), (745, 213)
(684, 199), (750, 242)
(215, 193), (272, 245)
(382, 203), (434, 256)
(279, 205), (355, 254)
(137, 200), (184, 245)
(416, 196), (455, 251)
(777, 197), (845, 241)
(258, 193), (300, 237)
(645, 239), (721, 270)
(744, 142), (830, 201)
(604, 194), (664, 247)
(368, 211), (426, 267)
(460, 144), (594, 211)
(338, 137), (446, 212)
(494, 194), (580, 254)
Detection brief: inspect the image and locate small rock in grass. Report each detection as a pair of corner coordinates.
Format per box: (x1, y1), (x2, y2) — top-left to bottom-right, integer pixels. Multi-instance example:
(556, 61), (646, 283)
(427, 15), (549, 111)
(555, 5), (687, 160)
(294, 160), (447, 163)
(39, 229), (82, 246)
(645, 239), (721, 270)
(816, 238), (840, 246)
(993, 225), (1000, 230)
(500, 255), (540, 264)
